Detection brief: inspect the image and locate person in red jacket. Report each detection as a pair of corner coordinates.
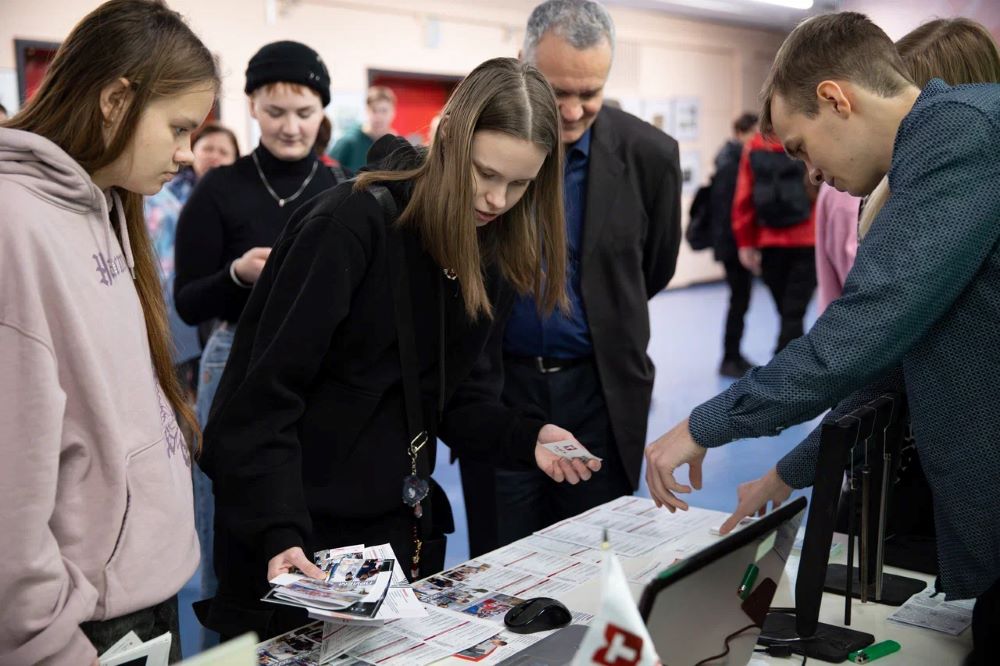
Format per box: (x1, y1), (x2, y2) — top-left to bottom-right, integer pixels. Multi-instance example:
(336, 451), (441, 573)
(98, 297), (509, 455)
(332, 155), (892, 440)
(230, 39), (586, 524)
(731, 131), (817, 354)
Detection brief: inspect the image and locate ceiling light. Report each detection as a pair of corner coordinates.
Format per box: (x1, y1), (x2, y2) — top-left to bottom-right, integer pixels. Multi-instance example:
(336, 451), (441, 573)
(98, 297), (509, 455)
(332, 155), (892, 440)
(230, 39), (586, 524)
(749, 0), (814, 9)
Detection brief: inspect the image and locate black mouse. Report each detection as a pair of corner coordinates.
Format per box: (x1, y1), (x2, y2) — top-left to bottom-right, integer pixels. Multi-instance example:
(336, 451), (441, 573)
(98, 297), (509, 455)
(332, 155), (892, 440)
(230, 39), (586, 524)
(503, 596), (573, 634)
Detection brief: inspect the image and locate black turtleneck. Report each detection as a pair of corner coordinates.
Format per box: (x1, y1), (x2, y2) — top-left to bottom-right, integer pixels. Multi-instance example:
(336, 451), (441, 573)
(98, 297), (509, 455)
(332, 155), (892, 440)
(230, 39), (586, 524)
(174, 144), (342, 325)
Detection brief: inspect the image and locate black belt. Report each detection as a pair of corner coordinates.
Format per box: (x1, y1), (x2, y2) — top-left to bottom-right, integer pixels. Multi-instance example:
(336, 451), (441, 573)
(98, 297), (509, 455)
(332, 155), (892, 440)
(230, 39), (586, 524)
(504, 355), (593, 374)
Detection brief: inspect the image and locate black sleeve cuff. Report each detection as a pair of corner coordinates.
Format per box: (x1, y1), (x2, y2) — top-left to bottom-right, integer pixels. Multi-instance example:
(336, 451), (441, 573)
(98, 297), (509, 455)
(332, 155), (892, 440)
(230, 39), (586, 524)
(262, 527), (306, 565)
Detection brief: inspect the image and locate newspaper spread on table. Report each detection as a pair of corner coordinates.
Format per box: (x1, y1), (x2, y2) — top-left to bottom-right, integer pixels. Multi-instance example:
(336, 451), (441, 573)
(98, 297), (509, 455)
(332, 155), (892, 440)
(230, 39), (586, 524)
(255, 497), (730, 665)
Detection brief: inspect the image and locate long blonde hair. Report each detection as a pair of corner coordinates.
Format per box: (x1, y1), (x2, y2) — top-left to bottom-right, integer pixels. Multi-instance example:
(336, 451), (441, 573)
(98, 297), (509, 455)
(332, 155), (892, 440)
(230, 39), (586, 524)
(4, 0), (218, 457)
(356, 57), (567, 319)
(858, 17), (1000, 239)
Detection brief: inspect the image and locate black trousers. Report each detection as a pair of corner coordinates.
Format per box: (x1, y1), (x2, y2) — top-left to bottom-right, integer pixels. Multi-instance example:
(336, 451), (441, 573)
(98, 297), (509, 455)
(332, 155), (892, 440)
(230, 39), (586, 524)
(80, 595), (182, 663)
(459, 358), (633, 555)
(760, 247), (817, 353)
(721, 256), (753, 359)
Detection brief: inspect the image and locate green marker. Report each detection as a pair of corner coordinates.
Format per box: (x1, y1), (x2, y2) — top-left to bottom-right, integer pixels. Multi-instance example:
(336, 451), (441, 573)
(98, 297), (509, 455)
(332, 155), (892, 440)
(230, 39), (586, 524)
(848, 640), (901, 663)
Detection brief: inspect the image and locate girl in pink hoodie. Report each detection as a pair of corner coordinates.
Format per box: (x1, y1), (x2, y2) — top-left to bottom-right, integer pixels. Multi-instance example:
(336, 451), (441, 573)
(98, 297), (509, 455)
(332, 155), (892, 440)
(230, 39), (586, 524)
(0, 1), (218, 663)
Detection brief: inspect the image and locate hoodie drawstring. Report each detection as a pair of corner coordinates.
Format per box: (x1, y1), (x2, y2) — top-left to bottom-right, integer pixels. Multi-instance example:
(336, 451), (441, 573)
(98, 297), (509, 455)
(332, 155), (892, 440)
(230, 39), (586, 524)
(110, 189), (137, 280)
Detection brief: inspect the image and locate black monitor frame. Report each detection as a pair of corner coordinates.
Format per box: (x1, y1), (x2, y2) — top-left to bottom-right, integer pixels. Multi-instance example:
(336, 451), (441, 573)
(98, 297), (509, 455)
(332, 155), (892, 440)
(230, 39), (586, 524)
(758, 397), (921, 661)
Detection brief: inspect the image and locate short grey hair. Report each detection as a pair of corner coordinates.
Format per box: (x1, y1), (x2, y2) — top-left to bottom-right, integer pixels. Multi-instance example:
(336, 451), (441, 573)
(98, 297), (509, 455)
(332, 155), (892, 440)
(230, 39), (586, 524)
(522, 0), (616, 64)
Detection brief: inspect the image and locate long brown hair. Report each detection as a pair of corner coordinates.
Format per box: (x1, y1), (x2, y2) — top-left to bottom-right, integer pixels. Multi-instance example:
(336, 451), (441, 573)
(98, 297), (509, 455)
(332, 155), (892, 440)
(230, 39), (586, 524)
(357, 57), (567, 319)
(5, 0), (218, 457)
(858, 18), (1000, 239)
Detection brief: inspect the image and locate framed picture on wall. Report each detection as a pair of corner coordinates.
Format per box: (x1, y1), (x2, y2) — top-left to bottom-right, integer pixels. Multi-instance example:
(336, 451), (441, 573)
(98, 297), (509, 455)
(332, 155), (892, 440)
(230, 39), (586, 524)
(15, 39), (60, 104)
(672, 97), (700, 142)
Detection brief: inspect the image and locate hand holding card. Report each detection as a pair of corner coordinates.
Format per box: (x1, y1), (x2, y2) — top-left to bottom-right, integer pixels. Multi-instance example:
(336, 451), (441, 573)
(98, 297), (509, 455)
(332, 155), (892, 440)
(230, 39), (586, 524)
(535, 428), (602, 484)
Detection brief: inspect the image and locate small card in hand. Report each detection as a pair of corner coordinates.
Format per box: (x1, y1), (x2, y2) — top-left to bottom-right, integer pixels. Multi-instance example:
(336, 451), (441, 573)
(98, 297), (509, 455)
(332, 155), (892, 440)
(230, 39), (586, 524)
(541, 440), (603, 464)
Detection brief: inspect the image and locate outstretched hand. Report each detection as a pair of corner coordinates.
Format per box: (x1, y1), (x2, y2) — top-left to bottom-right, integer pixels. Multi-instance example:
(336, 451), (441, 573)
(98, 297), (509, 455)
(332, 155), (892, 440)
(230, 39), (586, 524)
(719, 466), (792, 534)
(534, 424), (602, 484)
(644, 417), (707, 512)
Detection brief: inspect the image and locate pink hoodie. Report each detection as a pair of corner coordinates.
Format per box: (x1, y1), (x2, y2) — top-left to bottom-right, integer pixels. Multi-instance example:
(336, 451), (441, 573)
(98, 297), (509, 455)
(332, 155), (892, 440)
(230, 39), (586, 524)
(0, 128), (198, 665)
(814, 183), (862, 314)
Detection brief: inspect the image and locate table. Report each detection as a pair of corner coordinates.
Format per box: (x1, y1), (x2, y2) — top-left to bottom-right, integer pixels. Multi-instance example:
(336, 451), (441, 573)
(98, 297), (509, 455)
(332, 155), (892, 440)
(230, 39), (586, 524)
(256, 497), (972, 665)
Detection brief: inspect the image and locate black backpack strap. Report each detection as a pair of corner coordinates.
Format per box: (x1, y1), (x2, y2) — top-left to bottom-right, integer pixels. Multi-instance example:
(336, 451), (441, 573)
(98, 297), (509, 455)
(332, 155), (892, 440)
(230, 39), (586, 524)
(329, 165), (348, 183)
(369, 186), (419, 441)
(368, 184), (436, 576)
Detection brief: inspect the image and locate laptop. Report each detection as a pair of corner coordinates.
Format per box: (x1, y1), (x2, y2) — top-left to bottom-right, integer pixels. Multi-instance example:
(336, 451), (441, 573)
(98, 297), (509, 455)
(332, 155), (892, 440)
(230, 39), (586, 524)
(498, 497), (806, 666)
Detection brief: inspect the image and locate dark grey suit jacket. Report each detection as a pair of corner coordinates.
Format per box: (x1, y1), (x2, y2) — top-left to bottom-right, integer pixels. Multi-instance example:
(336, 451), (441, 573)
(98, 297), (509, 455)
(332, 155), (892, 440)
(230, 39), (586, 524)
(579, 106), (682, 487)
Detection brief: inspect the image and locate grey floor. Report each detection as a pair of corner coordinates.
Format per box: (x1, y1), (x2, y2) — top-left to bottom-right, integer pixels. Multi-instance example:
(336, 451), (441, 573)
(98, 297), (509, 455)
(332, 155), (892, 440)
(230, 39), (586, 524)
(179, 278), (820, 658)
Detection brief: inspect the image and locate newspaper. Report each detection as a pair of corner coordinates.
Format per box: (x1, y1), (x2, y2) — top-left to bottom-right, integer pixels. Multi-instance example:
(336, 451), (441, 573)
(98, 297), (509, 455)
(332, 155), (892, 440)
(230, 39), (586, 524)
(265, 543), (425, 625)
(887, 587), (976, 636)
(257, 623), (324, 665)
(260, 497), (734, 666)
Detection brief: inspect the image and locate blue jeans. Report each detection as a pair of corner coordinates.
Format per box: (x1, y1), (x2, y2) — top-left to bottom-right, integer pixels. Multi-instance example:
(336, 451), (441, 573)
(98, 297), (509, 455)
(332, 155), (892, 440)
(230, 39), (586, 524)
(193, 324), (234, 650)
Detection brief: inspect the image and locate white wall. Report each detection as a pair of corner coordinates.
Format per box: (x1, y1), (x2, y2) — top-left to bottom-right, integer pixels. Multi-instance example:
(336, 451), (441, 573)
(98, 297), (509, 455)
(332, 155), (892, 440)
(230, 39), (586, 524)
(0, 0), (787, 287)
(841, 0), (1000, 40)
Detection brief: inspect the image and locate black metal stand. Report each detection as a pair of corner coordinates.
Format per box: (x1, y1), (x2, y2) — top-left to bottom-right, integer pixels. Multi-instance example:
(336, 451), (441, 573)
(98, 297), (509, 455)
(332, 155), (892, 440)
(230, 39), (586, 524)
(761, 612), (874, 663)
(824, 563), (926, 606)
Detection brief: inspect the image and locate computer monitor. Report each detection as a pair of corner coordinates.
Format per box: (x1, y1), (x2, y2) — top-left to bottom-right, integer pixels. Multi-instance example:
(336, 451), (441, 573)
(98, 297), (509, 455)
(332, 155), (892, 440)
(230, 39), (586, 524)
(638, 497), (807, 665)
(760, 402), (881, 661)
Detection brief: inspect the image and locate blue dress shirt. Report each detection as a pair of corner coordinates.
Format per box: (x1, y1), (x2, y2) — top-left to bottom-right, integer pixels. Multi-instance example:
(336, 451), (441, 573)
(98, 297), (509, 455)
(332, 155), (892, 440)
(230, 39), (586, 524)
(504, 128), (593, 359)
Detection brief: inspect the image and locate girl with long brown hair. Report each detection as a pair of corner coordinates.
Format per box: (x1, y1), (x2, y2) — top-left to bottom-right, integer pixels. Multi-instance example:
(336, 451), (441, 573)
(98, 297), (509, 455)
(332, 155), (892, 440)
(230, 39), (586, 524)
(197, 57), (601, 639)
(0, 0), (217, 661)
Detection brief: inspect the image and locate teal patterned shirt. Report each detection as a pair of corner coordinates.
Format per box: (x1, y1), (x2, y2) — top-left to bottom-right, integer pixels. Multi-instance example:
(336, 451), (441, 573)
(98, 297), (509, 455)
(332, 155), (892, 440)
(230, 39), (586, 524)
(689, 79), (1000, 599)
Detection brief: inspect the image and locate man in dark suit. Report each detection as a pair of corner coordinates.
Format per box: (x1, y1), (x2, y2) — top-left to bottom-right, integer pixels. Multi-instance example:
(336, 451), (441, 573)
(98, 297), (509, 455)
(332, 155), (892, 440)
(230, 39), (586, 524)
(458, 0), (682, 553)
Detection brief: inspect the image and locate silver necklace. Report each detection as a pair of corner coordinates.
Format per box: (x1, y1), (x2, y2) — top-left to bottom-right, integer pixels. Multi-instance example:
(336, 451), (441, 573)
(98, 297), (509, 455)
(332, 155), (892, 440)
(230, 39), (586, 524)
(251, 150), (319, 208)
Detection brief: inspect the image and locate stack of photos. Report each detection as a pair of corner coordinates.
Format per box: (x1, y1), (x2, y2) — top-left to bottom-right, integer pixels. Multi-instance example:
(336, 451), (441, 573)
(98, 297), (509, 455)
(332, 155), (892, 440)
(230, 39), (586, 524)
(263, 546), (395, 622)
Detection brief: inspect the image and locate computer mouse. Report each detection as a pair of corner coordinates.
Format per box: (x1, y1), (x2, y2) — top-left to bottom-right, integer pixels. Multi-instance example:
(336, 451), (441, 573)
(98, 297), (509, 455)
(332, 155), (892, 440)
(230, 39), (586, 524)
(503, 596), (573, 634)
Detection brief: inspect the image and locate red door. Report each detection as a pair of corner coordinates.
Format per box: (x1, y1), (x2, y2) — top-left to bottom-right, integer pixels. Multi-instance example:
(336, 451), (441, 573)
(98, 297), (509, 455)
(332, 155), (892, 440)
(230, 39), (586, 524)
(370, 73), (460, 145)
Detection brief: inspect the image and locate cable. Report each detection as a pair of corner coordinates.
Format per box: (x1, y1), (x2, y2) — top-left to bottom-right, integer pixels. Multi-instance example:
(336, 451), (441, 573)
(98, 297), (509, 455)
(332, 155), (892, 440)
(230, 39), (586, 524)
(693, 623), (759, 666)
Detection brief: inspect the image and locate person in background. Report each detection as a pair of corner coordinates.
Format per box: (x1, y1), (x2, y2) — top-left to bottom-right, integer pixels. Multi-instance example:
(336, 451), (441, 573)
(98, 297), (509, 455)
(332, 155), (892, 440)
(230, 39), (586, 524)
(197, 57), (601, 640)
(813, 183), (860, 314)
(732, 128), (817, 355)
(145, 122), (239, 408)
(644, 13), (1000, 665)
(458, 0), (682, 555)
(174, 39), (348, 649)
(0, 0), (217, 662)
(710, 112), (758, 377)
(327, 85), (396, 171)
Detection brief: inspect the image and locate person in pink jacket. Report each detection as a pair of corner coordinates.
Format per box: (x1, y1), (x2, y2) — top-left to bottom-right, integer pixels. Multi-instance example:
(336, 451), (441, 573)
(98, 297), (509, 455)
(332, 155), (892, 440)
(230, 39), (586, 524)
(0, 1), (218, 663)
(813, 183), (861, 313)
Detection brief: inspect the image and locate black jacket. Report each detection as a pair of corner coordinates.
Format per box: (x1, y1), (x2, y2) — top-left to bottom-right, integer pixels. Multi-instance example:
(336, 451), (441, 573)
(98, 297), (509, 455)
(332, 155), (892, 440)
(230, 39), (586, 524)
(199, 141), (544, 634)
(709, 140), (743, 262)
(564, 106), (682, 487)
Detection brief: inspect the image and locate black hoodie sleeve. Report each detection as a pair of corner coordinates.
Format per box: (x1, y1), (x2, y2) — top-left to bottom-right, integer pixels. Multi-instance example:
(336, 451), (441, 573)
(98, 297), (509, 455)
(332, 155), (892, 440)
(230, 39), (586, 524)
(202, 198), (375, 561)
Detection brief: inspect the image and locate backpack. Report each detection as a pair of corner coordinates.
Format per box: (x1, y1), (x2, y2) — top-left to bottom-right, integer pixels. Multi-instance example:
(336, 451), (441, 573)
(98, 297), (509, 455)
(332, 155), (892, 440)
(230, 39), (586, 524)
(685, 183), (713, 251)
(748, 150), (811, 228)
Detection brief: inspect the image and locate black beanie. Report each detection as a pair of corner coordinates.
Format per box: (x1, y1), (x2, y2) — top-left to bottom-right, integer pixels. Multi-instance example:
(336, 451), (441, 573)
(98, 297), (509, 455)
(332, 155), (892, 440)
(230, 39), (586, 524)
(244, 41), (330, 107)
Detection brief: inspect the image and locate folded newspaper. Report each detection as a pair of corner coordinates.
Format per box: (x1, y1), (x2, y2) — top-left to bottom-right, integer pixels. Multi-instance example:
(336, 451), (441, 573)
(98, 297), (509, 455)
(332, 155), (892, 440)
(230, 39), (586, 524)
(263, 543), (425, 624)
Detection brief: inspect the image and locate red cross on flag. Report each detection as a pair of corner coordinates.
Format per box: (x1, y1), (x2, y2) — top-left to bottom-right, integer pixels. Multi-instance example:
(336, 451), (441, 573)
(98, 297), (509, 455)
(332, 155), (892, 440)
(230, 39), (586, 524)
(571, 547), (661, 666)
